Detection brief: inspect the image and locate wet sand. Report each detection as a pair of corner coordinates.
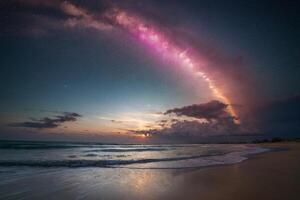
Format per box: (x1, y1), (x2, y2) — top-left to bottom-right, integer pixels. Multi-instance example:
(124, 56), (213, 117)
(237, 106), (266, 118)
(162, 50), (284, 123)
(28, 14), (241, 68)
(163, 142), (300, 200)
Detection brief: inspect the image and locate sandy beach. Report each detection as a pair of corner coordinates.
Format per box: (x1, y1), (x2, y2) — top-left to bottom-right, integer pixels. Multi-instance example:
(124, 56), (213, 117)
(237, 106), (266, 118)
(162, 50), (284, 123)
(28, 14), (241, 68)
(162, 142), (300, 200)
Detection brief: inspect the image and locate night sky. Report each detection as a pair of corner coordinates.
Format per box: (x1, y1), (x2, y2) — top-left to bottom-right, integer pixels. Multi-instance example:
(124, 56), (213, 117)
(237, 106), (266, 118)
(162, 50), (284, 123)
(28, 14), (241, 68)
(0, 0), (299, 143)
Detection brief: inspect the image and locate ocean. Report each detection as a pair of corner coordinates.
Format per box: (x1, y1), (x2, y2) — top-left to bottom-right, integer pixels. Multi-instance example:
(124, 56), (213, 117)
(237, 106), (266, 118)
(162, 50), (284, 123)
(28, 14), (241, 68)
(0, 140), (269, 199)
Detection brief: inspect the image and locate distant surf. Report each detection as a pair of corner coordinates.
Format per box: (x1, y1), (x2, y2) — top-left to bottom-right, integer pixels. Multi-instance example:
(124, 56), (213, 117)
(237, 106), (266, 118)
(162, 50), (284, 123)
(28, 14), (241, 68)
(0, 141), (269, 169)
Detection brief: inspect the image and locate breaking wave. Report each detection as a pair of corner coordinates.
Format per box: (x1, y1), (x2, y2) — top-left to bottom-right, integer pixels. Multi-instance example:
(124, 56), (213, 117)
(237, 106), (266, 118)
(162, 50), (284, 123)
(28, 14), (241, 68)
(0, 147), (268, 169)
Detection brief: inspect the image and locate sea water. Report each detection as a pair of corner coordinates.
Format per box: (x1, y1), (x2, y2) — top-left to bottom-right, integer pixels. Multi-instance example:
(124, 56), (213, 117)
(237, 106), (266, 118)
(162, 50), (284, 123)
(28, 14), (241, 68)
(0, 140), (269, 199)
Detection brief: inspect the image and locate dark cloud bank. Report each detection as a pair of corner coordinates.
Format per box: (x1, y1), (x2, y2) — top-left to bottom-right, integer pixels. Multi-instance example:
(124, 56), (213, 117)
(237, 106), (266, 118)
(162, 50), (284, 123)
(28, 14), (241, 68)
(133, 95), (300, 142)
(165, 100), (235, 122)
(252, 95), (300, 136)
(9, 112), (81, 129)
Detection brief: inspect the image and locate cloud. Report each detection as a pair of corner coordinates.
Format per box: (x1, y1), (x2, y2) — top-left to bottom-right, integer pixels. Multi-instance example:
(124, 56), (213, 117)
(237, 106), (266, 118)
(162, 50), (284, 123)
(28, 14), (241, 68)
(258, 95), (300, 123)
(129, 100), (245, 141)
(250, 94), (300, 135)
(0, 0), (113, 35)
(61, 1), (113, 31)
(130, 119), (244, 143)
(110, 119), (123, 123)
(165, 100), (234, 122)
(9, 112), (82, 129)
(61, 1), (87, 17)
(135, 95), (300, 141)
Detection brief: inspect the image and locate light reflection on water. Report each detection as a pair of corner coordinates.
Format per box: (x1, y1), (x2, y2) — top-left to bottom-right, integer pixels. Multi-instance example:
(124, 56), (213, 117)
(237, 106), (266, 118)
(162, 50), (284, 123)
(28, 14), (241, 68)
(0, 167), (174, 199)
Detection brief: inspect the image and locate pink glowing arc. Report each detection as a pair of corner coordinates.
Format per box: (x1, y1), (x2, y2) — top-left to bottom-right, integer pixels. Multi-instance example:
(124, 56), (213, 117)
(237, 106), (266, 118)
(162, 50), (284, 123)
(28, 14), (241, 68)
(111, 10), (238, 122)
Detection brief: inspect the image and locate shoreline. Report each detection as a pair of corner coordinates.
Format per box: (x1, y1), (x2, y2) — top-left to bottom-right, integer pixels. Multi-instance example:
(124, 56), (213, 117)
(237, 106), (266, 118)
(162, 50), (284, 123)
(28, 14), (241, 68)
(0, 144), (272, 170)
(0, 142), (299, 200)
(163, 142), (300, 200)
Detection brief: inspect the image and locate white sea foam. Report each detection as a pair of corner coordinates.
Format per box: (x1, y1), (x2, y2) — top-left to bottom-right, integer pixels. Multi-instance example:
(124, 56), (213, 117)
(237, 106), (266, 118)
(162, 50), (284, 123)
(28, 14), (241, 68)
(0, 141), (269, 169)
